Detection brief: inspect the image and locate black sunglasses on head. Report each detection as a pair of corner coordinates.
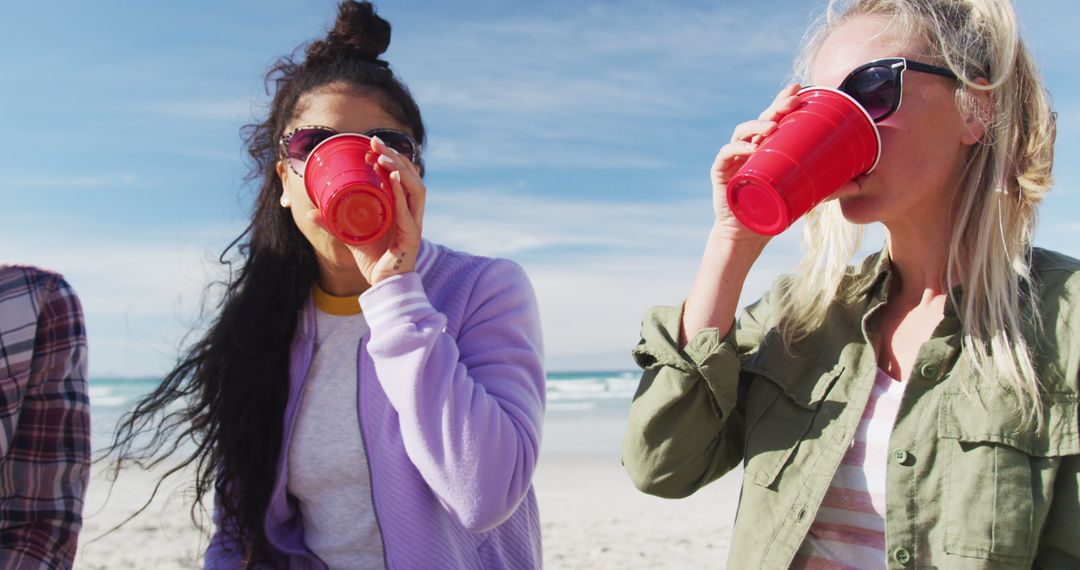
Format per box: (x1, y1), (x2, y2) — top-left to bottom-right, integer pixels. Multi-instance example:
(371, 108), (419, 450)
(279, 125), (421, 177)
(838, 57), (958, 122)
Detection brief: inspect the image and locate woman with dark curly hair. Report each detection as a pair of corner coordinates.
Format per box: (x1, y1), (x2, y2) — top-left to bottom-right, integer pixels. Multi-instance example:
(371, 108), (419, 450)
(107, 2), (545, 568)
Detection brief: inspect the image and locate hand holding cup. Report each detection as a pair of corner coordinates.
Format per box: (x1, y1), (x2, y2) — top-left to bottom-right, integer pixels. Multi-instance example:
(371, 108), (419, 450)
(710, 83), (802, 242)
(724, 86), (881, 236)
(306, 134), (426, 285)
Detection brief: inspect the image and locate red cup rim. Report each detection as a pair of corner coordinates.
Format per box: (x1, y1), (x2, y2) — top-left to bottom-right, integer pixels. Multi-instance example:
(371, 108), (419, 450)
(302, 132), (375, 179)
(797, 86), (882, 173)
(303, 132), (377, 206)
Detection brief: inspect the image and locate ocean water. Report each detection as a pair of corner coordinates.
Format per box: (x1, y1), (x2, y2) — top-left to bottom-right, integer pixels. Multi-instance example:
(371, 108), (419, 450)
(89, 378), (162, 453)
(89, 371), (640, 452)
(544, 371), (638, 414)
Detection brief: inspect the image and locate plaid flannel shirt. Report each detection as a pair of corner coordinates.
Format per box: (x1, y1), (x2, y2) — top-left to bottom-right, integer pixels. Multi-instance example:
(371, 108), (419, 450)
(0, 266), (90, 569)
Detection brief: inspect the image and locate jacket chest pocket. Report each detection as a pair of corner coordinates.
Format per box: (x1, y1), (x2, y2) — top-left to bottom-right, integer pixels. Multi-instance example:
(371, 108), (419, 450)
(938, 391), (1080, 561)
(741, 332), (844, 489)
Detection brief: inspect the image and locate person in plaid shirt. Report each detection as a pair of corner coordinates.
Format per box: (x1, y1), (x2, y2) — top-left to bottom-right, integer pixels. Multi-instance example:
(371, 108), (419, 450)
(0, 265), (90, 569)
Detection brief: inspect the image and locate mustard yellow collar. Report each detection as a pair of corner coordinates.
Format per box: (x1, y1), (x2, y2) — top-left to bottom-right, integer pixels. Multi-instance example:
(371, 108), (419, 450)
(312, 284), (362, 316)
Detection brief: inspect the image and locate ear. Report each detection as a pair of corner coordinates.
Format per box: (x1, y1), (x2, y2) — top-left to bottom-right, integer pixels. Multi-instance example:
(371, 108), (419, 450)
(960, 77), (992, 146)
(276, 159), (288, 184)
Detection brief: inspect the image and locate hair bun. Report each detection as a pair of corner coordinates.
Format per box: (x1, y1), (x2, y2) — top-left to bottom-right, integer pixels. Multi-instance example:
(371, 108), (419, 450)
(305, 1), (392, 66)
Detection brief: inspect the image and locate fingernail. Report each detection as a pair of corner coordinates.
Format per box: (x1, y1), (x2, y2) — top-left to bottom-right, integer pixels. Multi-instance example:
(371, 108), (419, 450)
(378, 154), (395, 165)
(372, 135), (385, 147)
(391, 170), (401, 181)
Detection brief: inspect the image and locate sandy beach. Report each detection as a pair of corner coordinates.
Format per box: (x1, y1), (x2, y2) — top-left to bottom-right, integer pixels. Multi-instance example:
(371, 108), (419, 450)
(76, 408), (743, 569)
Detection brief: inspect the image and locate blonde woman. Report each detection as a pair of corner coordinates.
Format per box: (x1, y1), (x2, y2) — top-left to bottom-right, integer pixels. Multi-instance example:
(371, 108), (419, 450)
(623, 0), (1078, 567)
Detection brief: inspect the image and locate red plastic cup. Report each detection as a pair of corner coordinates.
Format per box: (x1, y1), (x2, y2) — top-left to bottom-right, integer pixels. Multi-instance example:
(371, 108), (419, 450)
(726, 87), (881, 236)
(304, 133), (394, 246)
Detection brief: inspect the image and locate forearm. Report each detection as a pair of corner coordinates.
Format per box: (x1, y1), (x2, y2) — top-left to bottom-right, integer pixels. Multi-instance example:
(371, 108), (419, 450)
(623, 305), (746, 498)
(361, 265), (544, 532)
(682, 224), (768, 345)
(623, 366), (744, 499)
(382, 334), (542, 529)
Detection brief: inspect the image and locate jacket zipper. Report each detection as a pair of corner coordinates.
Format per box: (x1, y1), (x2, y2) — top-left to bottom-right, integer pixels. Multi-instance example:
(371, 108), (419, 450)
(356, 336), (390, 570)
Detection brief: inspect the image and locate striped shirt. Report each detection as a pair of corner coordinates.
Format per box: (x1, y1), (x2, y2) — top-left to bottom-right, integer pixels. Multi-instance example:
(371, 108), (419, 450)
(0, 266), (90, 569)
(793, 368), (904, 569)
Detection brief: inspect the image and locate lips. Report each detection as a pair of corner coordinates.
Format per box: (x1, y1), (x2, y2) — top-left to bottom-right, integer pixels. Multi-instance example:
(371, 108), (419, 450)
(832, 177), (864, 200)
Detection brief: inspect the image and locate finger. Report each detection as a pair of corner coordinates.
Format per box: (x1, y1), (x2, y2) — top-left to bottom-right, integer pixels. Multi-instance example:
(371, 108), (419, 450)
(389, 170), (423, 234)
(375, 152), (419, 186)
(713, 141), (759, 182)
(369, 134), (396, 156)
(757, 94), (800, 122)
(373, 160), (390, 181)
(374, 142), (423, 196)
(395, 169), (425, 231)
(371, 136), (421, 177)
(758, 83), (802, 122)
(730, 119), (778, 144)
(716, 140), (759, 162)
(388, 170), (418, 236)
(376, 152), (426, 224)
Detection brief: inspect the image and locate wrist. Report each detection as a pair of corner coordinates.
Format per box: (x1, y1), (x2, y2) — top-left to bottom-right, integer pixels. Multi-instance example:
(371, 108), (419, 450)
(359, 271), (428, 316)
(370, 262), (416, 285)
(706, 223), (770, 259)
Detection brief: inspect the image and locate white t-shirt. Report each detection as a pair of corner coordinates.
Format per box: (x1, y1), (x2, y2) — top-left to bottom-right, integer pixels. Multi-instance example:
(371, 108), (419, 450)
(286, 286), (385, 569)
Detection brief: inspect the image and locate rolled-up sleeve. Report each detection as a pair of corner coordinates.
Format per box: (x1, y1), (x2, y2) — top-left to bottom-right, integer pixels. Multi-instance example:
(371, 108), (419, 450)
(622, 303), (747, 499)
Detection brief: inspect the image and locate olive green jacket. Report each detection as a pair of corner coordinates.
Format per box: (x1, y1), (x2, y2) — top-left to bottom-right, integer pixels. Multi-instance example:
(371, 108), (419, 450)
(623, 248), (1080, 569)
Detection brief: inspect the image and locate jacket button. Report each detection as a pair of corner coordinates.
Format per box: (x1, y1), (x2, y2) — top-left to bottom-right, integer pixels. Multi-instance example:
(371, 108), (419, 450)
(893, 547), (912, 565)
(919, 363), (939, 379)
(892, 448), (910, 465)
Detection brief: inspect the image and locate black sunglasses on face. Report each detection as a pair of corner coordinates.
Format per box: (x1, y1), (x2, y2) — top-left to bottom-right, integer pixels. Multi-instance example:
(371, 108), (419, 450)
(838, 57), (958, 122)
(279, 125), (421, 177)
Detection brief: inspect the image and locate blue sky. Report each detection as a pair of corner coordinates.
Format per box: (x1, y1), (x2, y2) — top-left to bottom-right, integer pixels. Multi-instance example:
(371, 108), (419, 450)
(2, 1), (1078, 376)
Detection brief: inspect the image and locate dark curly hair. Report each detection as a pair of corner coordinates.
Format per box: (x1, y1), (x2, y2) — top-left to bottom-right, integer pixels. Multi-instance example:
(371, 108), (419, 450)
(103, 2), (425, 566)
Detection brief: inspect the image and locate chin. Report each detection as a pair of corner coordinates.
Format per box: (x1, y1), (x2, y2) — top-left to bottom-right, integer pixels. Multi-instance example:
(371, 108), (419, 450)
(837, 195), (882, 225)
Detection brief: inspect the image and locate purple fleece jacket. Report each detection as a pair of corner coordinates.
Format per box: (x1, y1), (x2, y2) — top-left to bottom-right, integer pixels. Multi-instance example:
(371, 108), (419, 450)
(204, 240), (545, 569)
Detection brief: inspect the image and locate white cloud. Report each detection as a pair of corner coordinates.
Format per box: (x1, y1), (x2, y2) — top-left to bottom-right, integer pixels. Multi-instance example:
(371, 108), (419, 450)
(424, 189), (707, 255)
(521, 237), (808, 371)
(392, 3), (804, 170)
(7, 226), (242, 377)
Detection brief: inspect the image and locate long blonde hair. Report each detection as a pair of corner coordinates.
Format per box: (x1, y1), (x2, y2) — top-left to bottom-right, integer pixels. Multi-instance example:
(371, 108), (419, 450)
(778, 0), (1056, 427)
